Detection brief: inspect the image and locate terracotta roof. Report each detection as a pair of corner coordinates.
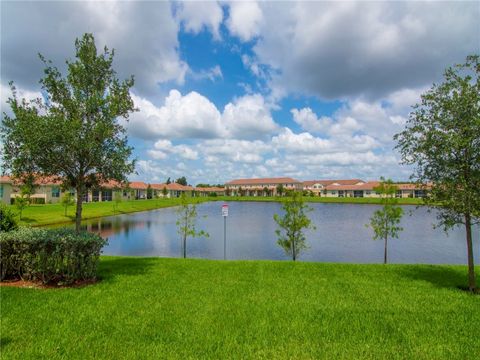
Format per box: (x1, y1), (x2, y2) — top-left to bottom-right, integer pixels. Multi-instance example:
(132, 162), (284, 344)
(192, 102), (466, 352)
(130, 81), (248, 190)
(325, 181), (380, 191)
(196, 187), (225, 192)
(303, 179), (364, 187)
(128, 181), (149, 190)
(397, 183), (431, 190)
(151, 183), (193, 191)
(0, 176), (13, 183)
(226, 177), (300, 185)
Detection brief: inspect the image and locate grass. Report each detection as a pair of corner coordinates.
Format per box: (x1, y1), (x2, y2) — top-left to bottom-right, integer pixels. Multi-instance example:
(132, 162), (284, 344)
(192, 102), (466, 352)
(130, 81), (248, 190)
(14, 198), (211, 227)
(1, 257), (479, 359)
(13, 196), (424, 227)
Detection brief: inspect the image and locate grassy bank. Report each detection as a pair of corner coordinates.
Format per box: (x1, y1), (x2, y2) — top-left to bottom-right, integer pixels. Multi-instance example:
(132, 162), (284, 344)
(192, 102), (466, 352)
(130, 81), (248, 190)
(1, 257), (478, 359)
(15, 198), (210, 227)
(11, 196), (423, 227)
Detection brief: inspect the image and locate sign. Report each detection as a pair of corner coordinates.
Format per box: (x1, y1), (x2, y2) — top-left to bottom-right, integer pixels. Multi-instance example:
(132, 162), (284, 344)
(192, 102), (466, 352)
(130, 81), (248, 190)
(222, 204), (229, 217)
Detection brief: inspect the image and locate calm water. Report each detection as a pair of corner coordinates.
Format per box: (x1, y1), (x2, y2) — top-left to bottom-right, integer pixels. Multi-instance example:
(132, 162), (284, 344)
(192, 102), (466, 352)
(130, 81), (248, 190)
(76, 202), (479, 264)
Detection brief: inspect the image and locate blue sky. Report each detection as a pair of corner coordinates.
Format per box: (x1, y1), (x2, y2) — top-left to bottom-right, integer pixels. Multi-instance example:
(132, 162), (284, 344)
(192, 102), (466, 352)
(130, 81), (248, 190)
(1, 1), (479, 185)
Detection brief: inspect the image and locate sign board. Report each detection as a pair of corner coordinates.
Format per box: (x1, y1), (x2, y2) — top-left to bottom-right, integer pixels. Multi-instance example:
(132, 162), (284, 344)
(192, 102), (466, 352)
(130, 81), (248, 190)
(222, 204), (229, 217)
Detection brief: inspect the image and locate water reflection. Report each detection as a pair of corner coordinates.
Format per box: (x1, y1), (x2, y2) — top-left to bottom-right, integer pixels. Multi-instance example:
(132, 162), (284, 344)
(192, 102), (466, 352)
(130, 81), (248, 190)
(66, 202), (479, 264)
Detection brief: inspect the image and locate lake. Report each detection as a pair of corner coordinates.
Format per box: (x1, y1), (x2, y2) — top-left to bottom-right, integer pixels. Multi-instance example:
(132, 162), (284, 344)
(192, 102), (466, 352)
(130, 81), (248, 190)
(77, 201), (479, 264)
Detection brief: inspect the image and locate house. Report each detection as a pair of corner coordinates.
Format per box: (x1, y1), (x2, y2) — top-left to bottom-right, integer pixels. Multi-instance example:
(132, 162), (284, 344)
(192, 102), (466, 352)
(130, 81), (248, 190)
(225, 177), (302, 196)
(324, 181), (380, 198)
(195, 186), (225, 197)
(0, 176), (13, 204)
(151, 183), (193, 198)
(303, 179), (365, 196)
(128, 182), (149, 200)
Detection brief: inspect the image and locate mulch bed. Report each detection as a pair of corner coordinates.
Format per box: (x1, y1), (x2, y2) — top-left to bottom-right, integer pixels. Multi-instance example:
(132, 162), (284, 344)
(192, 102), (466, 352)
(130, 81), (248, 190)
(0, 278), (98, 289)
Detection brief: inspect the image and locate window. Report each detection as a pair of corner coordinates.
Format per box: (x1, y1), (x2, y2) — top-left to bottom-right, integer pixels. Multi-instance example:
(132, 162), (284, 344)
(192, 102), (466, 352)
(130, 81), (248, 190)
(92, 190), (100, 202)
(102, 190), (112, 202)
(353, 190), (364, 198)
(396, 190), (402, 198)
(365, 191), (371, 195)
(51, 187), (60, 198)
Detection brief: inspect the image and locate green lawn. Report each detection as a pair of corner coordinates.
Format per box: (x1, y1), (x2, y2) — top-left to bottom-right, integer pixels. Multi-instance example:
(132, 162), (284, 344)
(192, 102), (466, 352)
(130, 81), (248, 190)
(15, 198), (211, 227)
(13, 196), (423, 227)
(1, 257), (478, 359)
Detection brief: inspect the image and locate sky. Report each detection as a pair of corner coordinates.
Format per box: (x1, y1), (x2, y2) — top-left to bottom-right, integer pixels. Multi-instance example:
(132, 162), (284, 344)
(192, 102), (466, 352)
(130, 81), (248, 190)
(1, 0), (479, 185)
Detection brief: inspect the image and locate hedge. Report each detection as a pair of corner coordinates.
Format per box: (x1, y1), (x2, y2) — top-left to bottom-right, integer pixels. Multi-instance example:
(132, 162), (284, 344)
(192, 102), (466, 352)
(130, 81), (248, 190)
(0, 227), (107, 285)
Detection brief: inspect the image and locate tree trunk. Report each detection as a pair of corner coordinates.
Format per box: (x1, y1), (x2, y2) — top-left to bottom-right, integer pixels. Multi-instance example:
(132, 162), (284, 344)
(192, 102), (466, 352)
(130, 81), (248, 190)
(384, 235), (388, 265)
(183, 233), (186, 259)
(75, 187), (84, 233)
(465, 213), (476, 292)
(292, 238), (296, 261)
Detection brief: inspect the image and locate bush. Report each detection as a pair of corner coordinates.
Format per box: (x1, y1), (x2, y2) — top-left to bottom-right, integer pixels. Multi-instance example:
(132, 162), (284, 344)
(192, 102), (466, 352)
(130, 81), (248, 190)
(0, 227), (107, 284)
(0, 204), (18, 232)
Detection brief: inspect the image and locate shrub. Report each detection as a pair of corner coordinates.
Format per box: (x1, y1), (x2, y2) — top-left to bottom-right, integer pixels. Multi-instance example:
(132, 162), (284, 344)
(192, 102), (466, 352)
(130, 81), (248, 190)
(0, 227), (107, 284)
(0, 204), (18, 232)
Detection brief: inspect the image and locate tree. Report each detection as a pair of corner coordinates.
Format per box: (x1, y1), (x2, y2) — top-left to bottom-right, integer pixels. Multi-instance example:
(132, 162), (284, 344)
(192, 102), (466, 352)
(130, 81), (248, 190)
(146, 184), (153, 199)
(61, 192), (75, 216)
(113, 191), (122, 214)
(276, 184), (284, 197)
(162, 186), (168, 197)
(176, 176), (187, 186)
(366, 178), (404, 264)
(166, 177), (171, 185)
(1, 34), (136, 232)
(14, 194), (29, 220)
(274, 191), (315, 261)
(394, 55), (480, 292)
(176, 193), (208, 258)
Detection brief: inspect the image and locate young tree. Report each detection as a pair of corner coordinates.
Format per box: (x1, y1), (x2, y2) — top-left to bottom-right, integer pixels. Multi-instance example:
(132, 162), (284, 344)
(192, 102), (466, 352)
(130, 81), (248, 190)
(166, 177), (171, 185)
(394, 55), (480, 292)
(14, 194), (29, 220)
(366, 178), (404, 264)
(146, 184), (153, 199)
(1, 34), (136, 232)
(176, 193), (209, 258)
(61, 192), (75, 216)
(162, 186), (168, 198)
(276, 184), (284, 197)
(274, 191), (315, 261)
(113, 191), (123, 214)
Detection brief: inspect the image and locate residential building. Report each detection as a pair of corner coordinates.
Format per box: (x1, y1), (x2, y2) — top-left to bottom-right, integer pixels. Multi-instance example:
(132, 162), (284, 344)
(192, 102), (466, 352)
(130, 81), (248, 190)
(225, 177), (302, 196)
(0, 176), (13, 204)
(303, 179), (365, 196)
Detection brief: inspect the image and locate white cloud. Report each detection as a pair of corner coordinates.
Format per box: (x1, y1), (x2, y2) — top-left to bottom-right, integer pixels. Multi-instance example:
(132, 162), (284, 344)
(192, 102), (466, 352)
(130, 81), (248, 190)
(2, 1), (188, 96)
(149, 139), (199, 160)
(226, 1), (263, 42)
(129, 90), (278, 141)
(244, 1), (479, 100)
(175, 1), (224, 40)
(189, 65), (223, 82)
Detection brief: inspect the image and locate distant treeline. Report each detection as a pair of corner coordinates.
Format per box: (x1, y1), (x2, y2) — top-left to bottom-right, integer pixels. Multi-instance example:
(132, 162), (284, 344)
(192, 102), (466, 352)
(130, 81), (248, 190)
(195, 183), (225, 188)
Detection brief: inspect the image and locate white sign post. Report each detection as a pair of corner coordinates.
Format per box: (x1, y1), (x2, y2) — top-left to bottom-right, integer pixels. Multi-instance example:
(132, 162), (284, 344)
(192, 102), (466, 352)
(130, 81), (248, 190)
(222, 204), (228, 260)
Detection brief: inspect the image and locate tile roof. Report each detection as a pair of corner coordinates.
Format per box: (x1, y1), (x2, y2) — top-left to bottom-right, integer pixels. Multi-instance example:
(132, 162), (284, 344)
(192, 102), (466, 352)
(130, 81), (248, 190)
(226, 177), (300, 185)
(128, 181), (149, 190)
(325, 181), (380, 191)
(303, 179), (364, 187)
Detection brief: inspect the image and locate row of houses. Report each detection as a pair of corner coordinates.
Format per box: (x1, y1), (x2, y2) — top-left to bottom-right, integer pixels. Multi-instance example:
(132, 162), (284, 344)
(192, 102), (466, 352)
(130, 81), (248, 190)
(0, 175), (427, 204)
(224, 177), (428, 198)
(0, 176), (224, 204)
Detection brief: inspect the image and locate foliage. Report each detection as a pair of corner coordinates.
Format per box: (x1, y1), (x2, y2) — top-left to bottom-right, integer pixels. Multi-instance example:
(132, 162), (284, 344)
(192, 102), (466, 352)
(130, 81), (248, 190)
(0, 227), (107, 284)
(175, 193), (208, 258)
(61, 192), (75, 216)
(394, 54), (480, 290)
(176, 176), (188, 186)
(0, 203), (18, 232)
(276, 184), (284, 196)
(146, 184), (153, 199)
(274, 191), (315, 260)
(0, 33), (136, 232)
(162, 186), (168, 197)
(166, 177), (171, 185)
(14, 194), (29, 220)
(367, 178), (404, 264)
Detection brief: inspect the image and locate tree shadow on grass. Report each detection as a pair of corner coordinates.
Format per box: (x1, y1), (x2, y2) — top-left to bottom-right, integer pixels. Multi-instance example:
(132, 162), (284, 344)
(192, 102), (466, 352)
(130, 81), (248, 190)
(18, 217), (37, 224)
(0, 337), (12, 348)
(97, 257), (158, 283)
(398, 265), (477, 292)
